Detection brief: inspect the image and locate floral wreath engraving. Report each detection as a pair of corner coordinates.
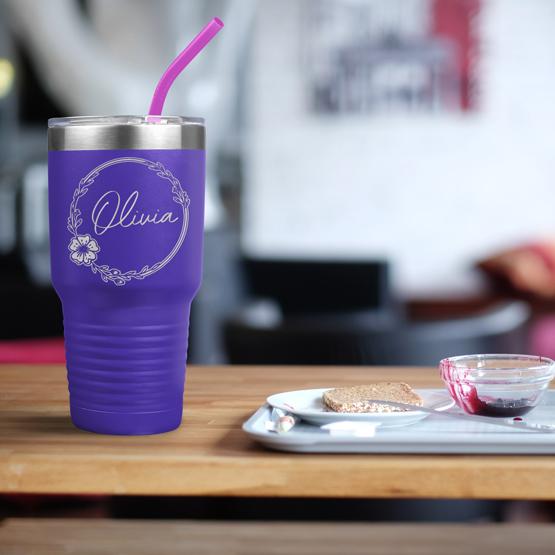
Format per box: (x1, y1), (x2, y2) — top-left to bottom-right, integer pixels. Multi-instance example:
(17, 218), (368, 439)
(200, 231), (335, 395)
(67, 157), (190, 286)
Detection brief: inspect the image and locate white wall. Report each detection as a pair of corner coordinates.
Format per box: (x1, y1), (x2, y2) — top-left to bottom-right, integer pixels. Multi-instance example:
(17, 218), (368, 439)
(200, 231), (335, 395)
(243, 0), (555, 296)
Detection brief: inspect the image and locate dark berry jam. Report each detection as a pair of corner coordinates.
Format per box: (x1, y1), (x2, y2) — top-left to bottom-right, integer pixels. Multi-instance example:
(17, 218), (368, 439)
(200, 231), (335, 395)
(455, 386), (535, 417)
(472, 398), (534, 417)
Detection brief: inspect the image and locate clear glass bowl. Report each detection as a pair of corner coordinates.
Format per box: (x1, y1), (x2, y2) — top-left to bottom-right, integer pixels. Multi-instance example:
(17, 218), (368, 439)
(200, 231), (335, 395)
(439, 354), (555, 417)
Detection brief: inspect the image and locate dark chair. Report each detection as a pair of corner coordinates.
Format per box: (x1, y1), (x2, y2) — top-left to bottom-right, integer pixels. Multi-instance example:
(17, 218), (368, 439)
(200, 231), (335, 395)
(224, 300), (531, 365)
(241, 258), (398, 316)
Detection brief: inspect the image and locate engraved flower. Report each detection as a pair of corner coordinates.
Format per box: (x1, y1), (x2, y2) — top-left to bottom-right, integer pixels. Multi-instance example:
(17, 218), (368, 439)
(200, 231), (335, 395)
(68, 234), (100, 266)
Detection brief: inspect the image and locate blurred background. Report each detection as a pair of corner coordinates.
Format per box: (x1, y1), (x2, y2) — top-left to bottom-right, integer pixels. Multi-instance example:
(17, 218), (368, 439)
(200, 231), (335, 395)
(2, 0), (555, 525)
(2, 0), (555, 367)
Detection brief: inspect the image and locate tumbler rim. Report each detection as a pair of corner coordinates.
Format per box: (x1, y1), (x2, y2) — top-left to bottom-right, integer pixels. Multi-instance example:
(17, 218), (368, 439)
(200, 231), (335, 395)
(48, 115), (204, 127)
(48, 115), (205, 151)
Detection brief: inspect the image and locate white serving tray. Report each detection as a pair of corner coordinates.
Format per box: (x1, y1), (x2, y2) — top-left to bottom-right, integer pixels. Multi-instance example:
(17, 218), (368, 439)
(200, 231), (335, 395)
(243, 389), (555, 454)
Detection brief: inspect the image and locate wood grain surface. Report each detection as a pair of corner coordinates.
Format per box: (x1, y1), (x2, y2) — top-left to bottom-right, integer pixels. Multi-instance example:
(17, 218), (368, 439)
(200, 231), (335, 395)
(1, 364), (555, 499)
(1, 519), (555, 555)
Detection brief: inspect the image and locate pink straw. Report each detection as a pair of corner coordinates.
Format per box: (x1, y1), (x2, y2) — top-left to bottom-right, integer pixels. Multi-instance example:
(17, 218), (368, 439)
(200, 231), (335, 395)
(148, 17), (224, 117)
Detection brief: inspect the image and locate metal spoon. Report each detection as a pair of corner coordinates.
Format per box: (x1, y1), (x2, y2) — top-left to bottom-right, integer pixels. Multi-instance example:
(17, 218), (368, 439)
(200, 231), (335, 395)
(368, 399), (555, 433)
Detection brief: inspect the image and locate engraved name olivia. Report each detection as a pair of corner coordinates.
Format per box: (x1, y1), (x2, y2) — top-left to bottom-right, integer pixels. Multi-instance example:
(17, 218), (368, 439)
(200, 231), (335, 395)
(91, 190), (179, 236)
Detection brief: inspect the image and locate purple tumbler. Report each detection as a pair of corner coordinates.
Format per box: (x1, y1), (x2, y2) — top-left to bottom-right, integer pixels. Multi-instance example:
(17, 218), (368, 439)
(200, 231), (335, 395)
(48, 116), (205, 435)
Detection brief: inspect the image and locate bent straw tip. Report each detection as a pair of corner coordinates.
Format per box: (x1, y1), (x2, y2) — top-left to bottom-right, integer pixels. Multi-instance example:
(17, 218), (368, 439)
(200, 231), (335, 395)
(148, 17), (224, 117)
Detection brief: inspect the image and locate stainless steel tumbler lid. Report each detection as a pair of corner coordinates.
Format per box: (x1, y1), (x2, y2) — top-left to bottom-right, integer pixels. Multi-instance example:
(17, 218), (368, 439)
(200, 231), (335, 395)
(48, 115), (205, 151)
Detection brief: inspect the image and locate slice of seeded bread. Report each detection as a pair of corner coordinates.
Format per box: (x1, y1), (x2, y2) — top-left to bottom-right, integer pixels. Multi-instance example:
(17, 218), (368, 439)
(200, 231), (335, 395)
(322, 383), (423, 413)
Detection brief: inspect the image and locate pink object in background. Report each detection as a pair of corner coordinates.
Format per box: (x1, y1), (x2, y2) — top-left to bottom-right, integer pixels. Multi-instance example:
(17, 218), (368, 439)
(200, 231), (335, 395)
(148, 17), (224, 116)
(530, 316), (555, 361)
(0, 338), (65, 364)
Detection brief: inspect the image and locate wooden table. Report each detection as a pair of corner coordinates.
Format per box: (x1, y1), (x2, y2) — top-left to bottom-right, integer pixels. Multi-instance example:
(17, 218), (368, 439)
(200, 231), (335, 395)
(2, 519), (555, 555)
(1, 364), (555, 499)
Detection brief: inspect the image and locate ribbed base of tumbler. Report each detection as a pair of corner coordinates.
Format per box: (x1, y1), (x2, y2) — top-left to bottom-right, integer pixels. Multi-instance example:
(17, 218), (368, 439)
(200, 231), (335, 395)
(62, 300), (191, 436)
(70, 404), (183, 435)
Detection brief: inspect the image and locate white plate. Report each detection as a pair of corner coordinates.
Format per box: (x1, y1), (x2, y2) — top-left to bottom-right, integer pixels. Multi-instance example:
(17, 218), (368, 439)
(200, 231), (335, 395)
(267, 388), (454, 427)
